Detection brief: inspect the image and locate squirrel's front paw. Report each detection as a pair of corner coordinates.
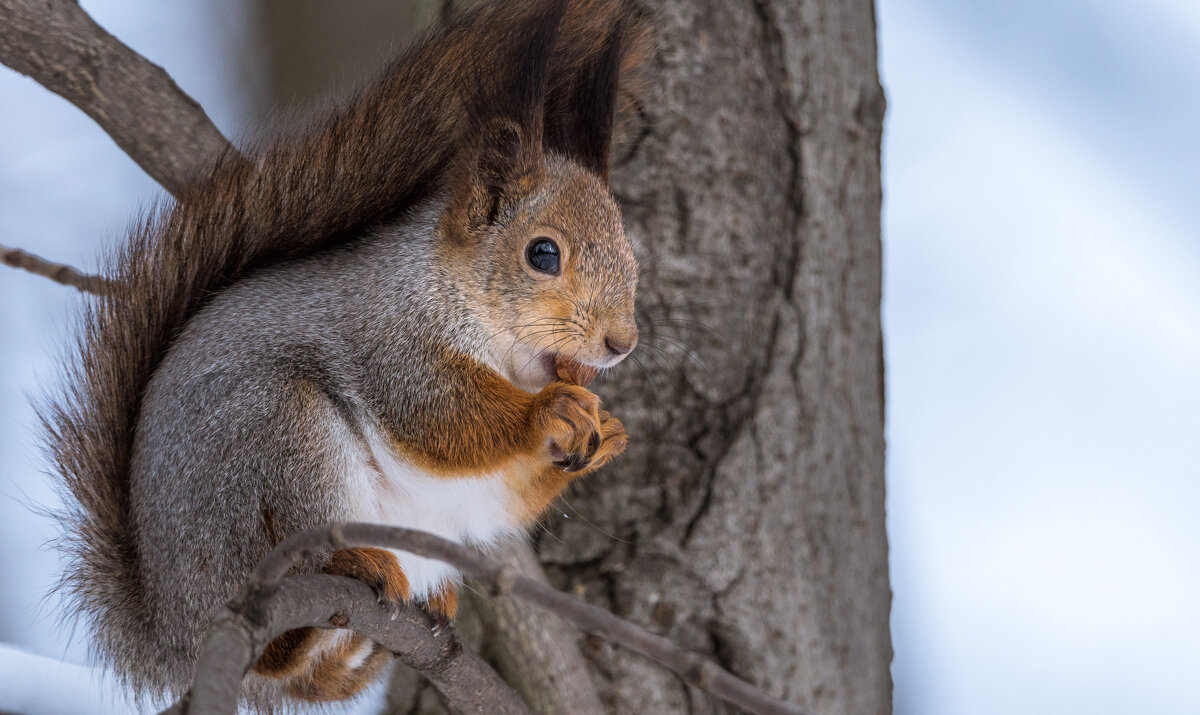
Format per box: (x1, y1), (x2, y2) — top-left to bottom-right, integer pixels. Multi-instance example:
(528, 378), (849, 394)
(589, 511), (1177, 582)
(588, 409), (628, 471)
(536, 381), (603, 472)
(535, 383), (627, 474)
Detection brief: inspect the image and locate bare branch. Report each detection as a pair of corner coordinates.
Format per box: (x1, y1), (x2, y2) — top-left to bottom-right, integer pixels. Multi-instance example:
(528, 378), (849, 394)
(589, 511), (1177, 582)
(188, 523), (805, 715)
(174, 574), (530, 715)
(1, 243), (111, 294)
(0, 0), (233, 196)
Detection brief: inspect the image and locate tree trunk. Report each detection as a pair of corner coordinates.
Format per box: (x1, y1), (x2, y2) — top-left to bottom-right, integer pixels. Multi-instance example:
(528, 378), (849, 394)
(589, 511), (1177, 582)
(252, 0), (890, 712)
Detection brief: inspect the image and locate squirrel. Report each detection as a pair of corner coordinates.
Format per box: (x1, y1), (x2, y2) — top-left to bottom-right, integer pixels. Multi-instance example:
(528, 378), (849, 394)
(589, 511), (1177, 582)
(41, 0), (652, 707)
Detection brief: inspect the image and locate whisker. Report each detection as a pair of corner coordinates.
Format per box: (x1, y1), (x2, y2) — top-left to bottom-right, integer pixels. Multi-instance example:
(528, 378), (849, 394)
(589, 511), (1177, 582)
(557, 497), (634, 544)
(625, 352), (668, 429)
(532, 520), (568, 546)
(640, 317), (721, 339)
(642, 335), (709, 375)
(518, 333), (573, 373)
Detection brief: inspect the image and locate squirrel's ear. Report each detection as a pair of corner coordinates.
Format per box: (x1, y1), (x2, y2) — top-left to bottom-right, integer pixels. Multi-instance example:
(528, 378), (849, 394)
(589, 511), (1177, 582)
(544, 17), (628, 184)
(446, 0), (567, 233)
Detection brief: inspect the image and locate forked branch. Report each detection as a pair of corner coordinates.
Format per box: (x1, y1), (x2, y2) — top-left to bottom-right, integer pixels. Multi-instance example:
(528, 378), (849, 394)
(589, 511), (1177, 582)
(168, 574), (530, 715)
(0, 0), (231, 196)
(180, 523), (806, 715)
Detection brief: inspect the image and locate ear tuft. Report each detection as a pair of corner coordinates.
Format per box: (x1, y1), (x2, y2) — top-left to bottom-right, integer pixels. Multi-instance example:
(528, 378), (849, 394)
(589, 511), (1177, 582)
(545, 1), (652, 182)
(446, 0), (569, 234)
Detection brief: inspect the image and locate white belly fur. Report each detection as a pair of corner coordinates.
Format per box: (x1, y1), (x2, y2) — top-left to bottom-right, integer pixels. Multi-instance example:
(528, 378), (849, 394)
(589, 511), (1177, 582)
(342, 421), (525, 600)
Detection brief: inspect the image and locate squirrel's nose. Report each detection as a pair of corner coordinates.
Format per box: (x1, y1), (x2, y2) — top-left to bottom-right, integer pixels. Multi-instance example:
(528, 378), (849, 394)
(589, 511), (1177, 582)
(604, 335), (634, 357)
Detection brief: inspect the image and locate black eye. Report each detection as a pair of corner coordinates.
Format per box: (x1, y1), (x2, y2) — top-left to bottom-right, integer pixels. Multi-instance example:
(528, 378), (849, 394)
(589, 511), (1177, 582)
(525, 238), (561, 275)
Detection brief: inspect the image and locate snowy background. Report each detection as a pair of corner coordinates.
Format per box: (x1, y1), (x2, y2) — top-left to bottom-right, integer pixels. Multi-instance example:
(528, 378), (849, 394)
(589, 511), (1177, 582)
(1, 0), (1197, 713)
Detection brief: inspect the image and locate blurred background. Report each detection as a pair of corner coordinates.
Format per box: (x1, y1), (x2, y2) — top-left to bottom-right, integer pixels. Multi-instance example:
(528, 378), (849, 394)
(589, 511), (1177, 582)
(1, 0), (1197, 713)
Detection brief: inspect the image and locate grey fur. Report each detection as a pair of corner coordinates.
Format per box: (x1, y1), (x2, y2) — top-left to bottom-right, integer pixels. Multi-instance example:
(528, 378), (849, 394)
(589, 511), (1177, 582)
(129, 203), (472, 695)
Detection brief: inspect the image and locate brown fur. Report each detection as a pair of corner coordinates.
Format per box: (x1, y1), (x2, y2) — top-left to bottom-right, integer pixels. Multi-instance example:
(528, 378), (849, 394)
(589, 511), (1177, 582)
(385, 345), (627, 522)
(387, 351), (544, 475)
(387, 350), (612, 473)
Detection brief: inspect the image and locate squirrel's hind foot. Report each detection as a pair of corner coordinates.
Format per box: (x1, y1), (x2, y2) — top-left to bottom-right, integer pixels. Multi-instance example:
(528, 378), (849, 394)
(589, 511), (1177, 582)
(252, 547), (410, 699)
(325, 546), (411, 604)
(424, 583), (459, 632)
(283, 634), (391, 702)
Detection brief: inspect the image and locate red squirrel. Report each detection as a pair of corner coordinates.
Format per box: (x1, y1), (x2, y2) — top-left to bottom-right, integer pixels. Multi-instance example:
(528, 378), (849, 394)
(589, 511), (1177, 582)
(42, 0), (651, 706)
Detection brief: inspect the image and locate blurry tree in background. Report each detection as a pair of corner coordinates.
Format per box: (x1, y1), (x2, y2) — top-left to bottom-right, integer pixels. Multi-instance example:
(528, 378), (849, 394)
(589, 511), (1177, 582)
(250, 1), (890, 712)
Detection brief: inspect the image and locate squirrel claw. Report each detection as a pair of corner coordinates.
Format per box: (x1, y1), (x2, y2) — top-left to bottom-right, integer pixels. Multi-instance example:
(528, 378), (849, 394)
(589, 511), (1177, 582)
(378, 590), (400, 613)
(554, 452), (591, 473)
(431, 611), (450, 633)
(323, 548), (411, 608)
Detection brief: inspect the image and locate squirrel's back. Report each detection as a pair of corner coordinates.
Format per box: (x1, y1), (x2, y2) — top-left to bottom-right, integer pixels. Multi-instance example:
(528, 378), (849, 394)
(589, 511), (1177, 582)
(126, 210), (453, 696)
(40, 0), (650, 702)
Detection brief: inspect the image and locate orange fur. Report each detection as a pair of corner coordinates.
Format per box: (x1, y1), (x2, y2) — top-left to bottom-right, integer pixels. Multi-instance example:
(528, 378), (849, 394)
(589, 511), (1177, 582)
(387, 350), (626, 524)
(508, 408), (627, 523)
(285, 635), (390, 702)
(387, 352), (542, 475)
(253, 627), (322, 678)
(427, 583), (461, 621)
(324, 547), (411, 603)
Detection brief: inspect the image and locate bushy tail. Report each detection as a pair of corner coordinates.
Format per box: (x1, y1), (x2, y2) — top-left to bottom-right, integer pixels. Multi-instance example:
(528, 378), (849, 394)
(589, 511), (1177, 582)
(39, 0), (651, 696)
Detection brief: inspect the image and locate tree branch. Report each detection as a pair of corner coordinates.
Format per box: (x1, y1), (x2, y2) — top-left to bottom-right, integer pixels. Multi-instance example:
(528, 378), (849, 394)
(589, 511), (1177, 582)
(185, 523), (806, 715)
(0, 0), (232, 196)
(0, 243), (111, 294)
(170, 574), (530, 715)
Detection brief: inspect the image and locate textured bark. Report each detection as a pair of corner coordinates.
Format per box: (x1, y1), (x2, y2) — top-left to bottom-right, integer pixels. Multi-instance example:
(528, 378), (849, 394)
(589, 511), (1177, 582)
(468, 542), (607, 715)
(252, 0), (889, 713)
(540, 0), (892, 712)
(0, 0), (229, 195)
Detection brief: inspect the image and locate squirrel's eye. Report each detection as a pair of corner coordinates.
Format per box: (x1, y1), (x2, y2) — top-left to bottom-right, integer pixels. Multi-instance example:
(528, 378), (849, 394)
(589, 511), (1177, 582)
(526, 238), (561, 275)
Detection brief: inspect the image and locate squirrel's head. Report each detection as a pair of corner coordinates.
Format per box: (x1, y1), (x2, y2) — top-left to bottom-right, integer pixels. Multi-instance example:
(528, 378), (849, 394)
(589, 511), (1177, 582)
(438, 1), (641, 391)
(440, 149), (637, 391)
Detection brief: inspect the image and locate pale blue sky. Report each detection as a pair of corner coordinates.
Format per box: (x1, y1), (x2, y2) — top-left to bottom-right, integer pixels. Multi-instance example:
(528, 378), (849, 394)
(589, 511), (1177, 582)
(1, 1), (1197, 712)
(881, 0), (1200, 713)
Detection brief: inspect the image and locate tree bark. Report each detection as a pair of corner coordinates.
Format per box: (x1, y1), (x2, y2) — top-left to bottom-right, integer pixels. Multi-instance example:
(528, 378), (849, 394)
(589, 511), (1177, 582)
(548, 1), (890, 712)
(467, 542), (607, 715)
(256, 0), (891, 712)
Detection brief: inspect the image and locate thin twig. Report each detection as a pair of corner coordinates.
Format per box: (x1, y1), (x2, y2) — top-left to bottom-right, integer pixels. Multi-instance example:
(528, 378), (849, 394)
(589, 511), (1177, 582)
(213, 523), (806, 715)
(0, 0), (233, 196)
(0, 243), (111, 294)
